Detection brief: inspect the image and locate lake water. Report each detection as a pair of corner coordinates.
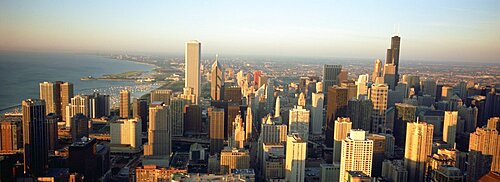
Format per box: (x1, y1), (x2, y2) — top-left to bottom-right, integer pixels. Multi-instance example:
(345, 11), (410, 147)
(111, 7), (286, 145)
(0, 52), (158, 112)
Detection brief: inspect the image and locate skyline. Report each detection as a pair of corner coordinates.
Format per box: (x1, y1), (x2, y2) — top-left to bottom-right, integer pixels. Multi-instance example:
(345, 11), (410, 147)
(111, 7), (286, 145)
(1, 1), (499, 62)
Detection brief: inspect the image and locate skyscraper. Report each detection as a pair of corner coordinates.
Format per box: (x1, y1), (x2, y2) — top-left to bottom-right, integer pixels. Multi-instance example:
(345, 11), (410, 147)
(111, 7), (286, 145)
(356, 74), (369, 98)
(22, 99), (48, 177)
(297, 92), (306, 107)
(211, 54), (224, 101)
(323, 64), (342, 94)
(367, 133), (387, 177)
(387, 35), (401, 84)
(394, 103), (417, 147)
(150, 89), (172, 104)
(0, 115), (22, 153)
(421, 79), (437, 97)
(39, 81), (59, 115)
(370, 84), (389, 133)
(311, 92), (324, 135)
(185, 40), (201, 104)
(209, 108), (225, 154)
(232, 115), (245, 149)
(469, 127), (500, 173)
(179, 87), (196, 105)
(220, 148), (250, 174)
(245, 106), (253, 140)
(110, 118), (142, 149)
(333, 117), (352, 163)
(404, 121), (433, 182)
(286, 134), (307, 182)
(88, 92), (110, 118)
(60, 82), (74, 121)
(371, 59), (383, 83)
(184, 104), (202, 133)
(326, 86), (348, 147)
(133, 98), (149, 132)
(383, 64), (397, 90)
(170, 98), (185, 137)
(288, 105), (310, 141)
(46, 113), (59, 152)
(339, 129), (373, 182)
(144, 102), (171, 167)
(65, 95), (90, 128)
(443, 111), (458, 145)
(71, 113), (89, 142)
(120, 90), (130, 118)
(260, 118), (288, 144)
(275, 96), (281, 117)
(347, 97), (372, 131)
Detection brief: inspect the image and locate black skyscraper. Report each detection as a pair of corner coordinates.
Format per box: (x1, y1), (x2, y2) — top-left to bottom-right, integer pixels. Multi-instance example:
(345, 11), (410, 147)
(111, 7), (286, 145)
(22, 99), (48, 177)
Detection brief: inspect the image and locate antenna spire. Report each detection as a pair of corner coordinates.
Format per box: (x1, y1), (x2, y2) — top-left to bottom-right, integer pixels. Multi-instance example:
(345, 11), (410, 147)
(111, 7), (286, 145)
(397, 24), (400, 36)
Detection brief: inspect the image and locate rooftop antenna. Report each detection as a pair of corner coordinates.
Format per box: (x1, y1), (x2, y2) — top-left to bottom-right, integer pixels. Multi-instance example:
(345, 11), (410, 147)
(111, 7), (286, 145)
(393, 24), (396, 35)
(397, 24), (400, 36)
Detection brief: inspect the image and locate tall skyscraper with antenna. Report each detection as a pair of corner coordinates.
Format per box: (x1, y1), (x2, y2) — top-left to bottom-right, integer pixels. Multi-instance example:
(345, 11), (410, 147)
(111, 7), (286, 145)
(386, 32), (401, 89)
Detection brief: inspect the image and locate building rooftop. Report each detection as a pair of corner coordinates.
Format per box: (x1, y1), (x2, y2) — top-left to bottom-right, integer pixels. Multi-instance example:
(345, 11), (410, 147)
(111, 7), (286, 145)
(348, 171), (371, 178)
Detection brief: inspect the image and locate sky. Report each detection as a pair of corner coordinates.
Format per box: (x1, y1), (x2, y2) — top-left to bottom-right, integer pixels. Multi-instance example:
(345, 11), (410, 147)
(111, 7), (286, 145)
(0, 1), (499, 62)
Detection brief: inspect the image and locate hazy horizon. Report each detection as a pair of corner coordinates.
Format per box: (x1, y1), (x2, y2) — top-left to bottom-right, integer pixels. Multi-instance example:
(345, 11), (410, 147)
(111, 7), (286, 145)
(1, 1), (499, 63)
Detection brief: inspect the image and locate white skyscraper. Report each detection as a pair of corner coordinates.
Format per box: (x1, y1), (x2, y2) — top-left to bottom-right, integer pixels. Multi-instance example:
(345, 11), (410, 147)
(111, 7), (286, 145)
(185, 40), (201, 104)
(286, 134), (307, 182)
(333, 117), (352, 163)
(311, 92), (324, 135)
(275, 96), (281, 117)
(356, 74), (369, 98)
(339, 129), (373, 182)
(443, 111), (458, 145)
(110, 118), (142, 149)
(289, 105), (310, 141)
